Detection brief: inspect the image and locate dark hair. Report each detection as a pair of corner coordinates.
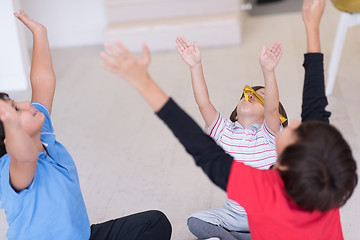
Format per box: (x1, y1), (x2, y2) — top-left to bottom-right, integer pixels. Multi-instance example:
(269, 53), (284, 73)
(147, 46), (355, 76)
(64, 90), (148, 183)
(0, 92), (11, 158)
(278, 121), (358, 212)
(229, 86), (288, 127)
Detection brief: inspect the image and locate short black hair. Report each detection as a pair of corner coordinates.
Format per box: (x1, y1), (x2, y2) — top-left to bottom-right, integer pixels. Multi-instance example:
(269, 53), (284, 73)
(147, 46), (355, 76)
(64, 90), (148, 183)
(0, 92), (11, 158)
(278, 121), (358, 212)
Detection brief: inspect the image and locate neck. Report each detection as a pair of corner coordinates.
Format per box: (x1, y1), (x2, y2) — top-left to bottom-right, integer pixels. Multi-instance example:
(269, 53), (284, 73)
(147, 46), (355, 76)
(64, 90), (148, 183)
(237, 116), (263, 129)
(32, 133), (45, 153)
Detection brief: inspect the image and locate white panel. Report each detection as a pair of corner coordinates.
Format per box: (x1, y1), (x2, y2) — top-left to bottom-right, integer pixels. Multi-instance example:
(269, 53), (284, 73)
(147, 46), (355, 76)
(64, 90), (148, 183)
(19, 0), (107, 48)
(0, 0), (29, 92)
(106, 0), (240, 23)
(104, 13), (242, 53)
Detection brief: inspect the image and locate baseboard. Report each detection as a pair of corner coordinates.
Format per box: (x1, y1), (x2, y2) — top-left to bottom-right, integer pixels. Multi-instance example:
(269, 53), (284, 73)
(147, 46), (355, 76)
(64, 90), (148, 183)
(104, 13), (243, 52)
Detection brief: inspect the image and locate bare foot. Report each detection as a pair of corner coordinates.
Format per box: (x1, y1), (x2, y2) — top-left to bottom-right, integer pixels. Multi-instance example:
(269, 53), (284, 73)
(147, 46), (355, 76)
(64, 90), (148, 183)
(14, 9), (46, 34)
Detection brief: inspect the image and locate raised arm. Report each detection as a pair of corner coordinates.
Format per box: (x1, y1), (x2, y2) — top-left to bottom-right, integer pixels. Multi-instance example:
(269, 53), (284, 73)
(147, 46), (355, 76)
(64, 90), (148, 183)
(302, 0), (324, 53)
(15, 10), (56, 114)
(100, 42), (233, 191)
(259, 41), (283, 134)
(176, 36), (217, 127)
(301, 0), (331, 122)
(0, 100), (38, 191)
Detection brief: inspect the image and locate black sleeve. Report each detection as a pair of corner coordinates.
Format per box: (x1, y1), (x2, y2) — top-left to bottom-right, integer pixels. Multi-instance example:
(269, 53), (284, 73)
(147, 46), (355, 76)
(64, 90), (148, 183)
(301, 53), (331, 123)
(156, 98), (233, 191)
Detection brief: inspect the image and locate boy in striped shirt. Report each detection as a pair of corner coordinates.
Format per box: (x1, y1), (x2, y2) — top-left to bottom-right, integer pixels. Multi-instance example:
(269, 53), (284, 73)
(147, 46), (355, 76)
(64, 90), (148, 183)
(175, 36), (287, 238)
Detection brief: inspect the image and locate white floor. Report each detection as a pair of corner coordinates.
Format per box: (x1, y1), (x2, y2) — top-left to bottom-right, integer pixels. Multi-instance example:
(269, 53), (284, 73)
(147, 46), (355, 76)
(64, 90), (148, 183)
(1, 3), (360, 240)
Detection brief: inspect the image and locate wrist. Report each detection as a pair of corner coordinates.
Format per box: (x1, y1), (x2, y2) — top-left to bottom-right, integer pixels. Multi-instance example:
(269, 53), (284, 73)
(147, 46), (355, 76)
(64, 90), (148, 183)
(261, 68), (275, 75)
(190, 62), (202, 70)
(133, 73), (153, 92)
(32, 25), (47, 36)
(305, 25), (320, 35)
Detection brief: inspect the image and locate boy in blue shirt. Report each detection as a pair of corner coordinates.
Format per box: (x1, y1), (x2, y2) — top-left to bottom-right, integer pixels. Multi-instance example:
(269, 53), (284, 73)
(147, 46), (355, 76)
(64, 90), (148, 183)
(0, 10), (171, 240)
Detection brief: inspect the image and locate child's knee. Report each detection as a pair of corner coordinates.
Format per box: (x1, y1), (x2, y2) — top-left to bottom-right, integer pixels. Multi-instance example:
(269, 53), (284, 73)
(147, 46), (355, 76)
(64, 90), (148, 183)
(148, 210), (171, 230)
(187, 217), (204, 232)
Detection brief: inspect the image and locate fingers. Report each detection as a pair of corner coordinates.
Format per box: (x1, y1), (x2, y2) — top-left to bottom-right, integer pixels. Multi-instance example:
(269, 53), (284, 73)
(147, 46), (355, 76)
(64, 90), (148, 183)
(100, 50), (118, 68)
(316, 0), (326, 13)
(176, 36), (192, 52)
(261, 41), (282, 59)
(141, 43), (151, 65)
(176, 37), (186, 53)
(193, 41), (200, 54)
(261, 45), (267, 56)
(19, 9), (28, 18)
(101, 41), (151, 74)
(302, 0), (326, 14)
(302, 0), (311, 10)
(104, 41), (134, 61)
(14, 9), (29, 23)
(14, 9), (46, 34)
(270, 41), (283, 58)
(104, 42), (125, 61)
(181, 36), (192, 48)
(115, 41), (133, 58)
(101, 60), (118, 75)
(176, 38), (184, 54)
(102, 41), (135, 67)
(176, 44), (182, 55)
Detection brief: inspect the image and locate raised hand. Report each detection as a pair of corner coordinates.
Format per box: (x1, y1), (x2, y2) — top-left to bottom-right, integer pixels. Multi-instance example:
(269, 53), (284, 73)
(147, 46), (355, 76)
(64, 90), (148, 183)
(14, 9), (46, 34)
(176, 36), (201, 68)
(101, 41), (151, 89)
(302, 0), (326, 30)
(14, 9), (55, 114)
(101, 42), (168, 111)
(259, 41), (283, 73)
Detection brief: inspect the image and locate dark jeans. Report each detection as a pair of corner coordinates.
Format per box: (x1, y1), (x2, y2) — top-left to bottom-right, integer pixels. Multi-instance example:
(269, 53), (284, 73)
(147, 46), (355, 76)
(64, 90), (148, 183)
(90, 210), (172, 240)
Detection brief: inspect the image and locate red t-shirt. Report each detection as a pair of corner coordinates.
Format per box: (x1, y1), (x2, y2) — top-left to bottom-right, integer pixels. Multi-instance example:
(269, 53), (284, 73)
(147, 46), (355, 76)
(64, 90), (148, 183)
(227, 161), (343, 240)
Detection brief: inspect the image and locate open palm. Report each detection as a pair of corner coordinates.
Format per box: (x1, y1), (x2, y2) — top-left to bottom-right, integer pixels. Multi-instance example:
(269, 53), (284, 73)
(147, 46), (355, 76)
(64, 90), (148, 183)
(259, 41), (283, 72)
(176, 36), (201, 68)
(14, 10), (45, 34)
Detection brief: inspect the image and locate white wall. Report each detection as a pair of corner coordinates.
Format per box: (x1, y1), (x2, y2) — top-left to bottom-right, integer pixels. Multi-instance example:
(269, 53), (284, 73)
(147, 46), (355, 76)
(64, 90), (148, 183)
(0, 0), (29, 94)
(19, 0), (107, 48)
(1, 0), (106, 99)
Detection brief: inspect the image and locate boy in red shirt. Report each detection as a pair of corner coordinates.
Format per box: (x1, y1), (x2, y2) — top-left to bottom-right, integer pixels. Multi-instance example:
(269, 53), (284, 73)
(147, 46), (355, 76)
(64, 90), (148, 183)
(100, 0), (357, 239)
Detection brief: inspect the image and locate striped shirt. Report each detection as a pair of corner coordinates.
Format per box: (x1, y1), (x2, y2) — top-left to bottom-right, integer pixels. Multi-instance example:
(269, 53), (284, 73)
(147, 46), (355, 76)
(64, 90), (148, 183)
(206, 112), (279, 214)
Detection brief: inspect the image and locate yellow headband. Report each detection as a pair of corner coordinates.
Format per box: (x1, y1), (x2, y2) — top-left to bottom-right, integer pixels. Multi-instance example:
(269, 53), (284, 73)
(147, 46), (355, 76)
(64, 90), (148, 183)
(243, 85), (287, 124)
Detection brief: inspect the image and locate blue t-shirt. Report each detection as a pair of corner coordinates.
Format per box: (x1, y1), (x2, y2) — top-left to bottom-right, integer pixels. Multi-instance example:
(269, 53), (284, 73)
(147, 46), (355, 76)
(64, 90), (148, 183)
(0, 103), (90, 239)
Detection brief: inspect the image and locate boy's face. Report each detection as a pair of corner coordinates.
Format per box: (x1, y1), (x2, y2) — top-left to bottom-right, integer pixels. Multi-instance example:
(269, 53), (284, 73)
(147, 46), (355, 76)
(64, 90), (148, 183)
(275, 119), (301, 155)
(9, 101), (45, 137)
(236, 88), (265, 122)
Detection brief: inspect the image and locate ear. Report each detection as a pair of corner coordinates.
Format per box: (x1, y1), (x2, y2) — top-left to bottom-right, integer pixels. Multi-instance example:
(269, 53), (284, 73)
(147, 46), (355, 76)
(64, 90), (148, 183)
(3, 138), (6, 146)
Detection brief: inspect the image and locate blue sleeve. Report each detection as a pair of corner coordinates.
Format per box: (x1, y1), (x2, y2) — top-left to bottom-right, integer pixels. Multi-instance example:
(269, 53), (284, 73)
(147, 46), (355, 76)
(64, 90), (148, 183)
(31, 103), (53, 134)
(0, 155), (32, 204)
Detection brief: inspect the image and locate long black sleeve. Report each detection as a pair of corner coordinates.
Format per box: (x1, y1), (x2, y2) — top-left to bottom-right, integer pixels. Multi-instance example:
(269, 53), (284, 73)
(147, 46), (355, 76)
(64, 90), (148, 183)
(301, 53), (331, 123)
(156, 98), (233, 191)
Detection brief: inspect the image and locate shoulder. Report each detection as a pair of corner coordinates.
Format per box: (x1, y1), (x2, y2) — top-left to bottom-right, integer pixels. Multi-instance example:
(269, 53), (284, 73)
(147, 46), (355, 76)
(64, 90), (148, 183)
(257, 122), (277, 146)
(32, 102), (54, 134)
(205, 112), (225, 134)
(32, 102), (50, 116)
